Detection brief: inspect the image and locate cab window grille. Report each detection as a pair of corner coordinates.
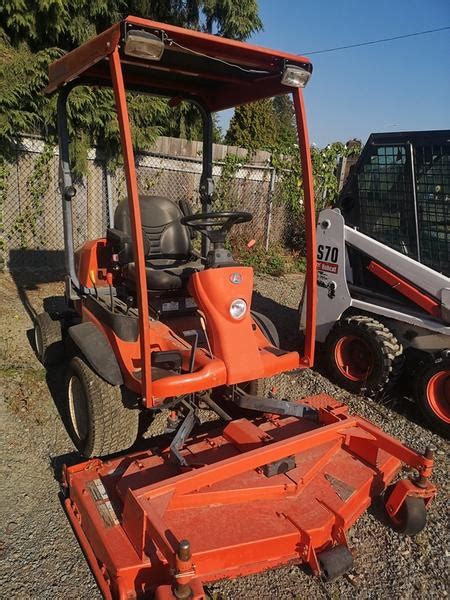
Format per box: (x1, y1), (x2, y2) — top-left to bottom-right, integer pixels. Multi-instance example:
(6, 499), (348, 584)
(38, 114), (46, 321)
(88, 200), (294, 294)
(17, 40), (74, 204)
(356, 145), (418, 259)
(415, 143), (450, 276)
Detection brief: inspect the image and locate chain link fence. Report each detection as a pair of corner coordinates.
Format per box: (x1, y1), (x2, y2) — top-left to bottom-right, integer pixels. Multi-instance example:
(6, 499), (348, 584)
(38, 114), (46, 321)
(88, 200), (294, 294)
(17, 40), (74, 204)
(1, 136), (293, 275)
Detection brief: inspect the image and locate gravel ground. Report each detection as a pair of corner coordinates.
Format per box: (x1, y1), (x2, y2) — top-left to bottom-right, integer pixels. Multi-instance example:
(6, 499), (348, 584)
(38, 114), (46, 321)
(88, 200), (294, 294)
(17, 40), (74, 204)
(0, 271), (448, 599)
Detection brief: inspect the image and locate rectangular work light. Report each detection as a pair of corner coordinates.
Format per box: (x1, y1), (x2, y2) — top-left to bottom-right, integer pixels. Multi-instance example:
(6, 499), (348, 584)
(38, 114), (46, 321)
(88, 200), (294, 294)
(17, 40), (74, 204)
(124, 30), (165, 61)
(281, 65), (311, 88)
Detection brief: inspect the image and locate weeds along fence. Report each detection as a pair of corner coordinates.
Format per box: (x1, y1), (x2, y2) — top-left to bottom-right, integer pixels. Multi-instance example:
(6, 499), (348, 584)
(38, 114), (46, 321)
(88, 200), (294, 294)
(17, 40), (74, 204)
(0, 136), (295, 275)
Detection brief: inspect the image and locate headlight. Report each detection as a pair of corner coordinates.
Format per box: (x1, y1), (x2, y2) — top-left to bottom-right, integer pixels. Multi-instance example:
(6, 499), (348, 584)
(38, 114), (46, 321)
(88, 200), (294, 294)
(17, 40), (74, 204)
(281, 65), (311, 88)
(230, 298), (247, 320)
(124, 30), (165, 61)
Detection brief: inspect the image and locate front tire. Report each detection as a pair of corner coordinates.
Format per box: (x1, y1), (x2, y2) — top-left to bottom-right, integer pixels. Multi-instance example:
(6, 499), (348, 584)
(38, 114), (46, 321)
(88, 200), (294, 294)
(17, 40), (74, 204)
(251, 310), (280, 347)
(246, 311), (280, 396)
(414, 357), (450, 437)
(324, 315), (403, 396)
(66, 356), (139, 457)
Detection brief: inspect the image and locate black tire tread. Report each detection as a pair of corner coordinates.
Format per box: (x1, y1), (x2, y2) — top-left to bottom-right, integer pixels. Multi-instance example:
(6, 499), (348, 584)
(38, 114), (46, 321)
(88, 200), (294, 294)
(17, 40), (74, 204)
(325, 314), (404, 396)
(384, 486), (427, 535)
(67, 356), (139, 457)
(34, 312), (64, 366)
(251, 310), (280, 348)
(247, 311), (280, 398)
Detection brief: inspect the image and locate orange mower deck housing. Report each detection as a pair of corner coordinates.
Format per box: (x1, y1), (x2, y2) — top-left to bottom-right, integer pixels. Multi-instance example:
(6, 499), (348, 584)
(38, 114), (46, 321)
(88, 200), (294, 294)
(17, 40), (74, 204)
(64, 395), (435, 599)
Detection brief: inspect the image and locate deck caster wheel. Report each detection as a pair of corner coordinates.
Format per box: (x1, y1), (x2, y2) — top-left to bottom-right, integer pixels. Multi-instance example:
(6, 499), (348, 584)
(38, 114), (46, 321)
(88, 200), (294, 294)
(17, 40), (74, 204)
(384, 485), (427, 535)
(317, 545), (354, 581)
(34, 312), (64, 366)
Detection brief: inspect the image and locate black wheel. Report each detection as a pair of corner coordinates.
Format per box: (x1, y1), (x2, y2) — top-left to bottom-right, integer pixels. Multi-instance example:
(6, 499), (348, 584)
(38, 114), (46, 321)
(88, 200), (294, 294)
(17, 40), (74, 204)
(251, 310), (280, 347)
(317, 545), (354, 581)
(245, 311), (280, 396)
(34, 312), (64, 366)
(66, 356), (139, 457)
(324, 315), (404, 396)
(384, 485), (427, 535)
(414, 357), (450, 437)
(211, 312), (278, 413)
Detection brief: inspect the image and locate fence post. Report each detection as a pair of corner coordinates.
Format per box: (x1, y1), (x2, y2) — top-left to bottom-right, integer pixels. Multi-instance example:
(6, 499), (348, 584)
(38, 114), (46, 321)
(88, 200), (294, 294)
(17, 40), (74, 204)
(264, 167), (276, 251)
(105, 167), (114, 227)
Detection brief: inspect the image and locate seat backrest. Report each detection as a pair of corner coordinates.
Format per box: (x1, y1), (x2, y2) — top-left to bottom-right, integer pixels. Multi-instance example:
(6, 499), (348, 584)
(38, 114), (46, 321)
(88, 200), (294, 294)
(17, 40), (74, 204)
(114, 195), (192, 263)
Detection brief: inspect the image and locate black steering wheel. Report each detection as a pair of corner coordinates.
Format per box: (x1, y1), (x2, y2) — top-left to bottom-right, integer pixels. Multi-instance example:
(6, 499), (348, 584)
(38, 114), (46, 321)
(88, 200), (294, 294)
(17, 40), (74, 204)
(180, 211), (253, 245)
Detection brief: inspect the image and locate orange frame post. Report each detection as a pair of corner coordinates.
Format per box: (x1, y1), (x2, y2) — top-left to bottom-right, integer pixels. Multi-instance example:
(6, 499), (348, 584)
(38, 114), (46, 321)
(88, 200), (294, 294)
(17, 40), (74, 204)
(109, 48), (152, 403)
(293, 88), (317, 367)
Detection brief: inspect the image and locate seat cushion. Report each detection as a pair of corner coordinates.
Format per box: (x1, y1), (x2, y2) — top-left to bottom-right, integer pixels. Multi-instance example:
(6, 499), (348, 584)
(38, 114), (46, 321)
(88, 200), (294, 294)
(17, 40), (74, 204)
(125, 259), (203, 290)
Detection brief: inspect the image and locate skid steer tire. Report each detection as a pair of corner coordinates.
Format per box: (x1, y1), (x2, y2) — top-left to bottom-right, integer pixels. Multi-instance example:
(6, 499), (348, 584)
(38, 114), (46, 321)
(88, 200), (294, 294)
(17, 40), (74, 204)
(324, 315), (404, 396)
(34, 312), (64, 366)
(414, 357), (450, 438)
(66, 356), (139, 457)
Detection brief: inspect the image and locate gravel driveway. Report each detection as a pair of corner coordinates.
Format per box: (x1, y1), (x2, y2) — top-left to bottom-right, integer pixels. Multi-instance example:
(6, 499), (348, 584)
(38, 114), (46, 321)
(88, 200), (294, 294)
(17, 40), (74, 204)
(0, 272), (447, 599)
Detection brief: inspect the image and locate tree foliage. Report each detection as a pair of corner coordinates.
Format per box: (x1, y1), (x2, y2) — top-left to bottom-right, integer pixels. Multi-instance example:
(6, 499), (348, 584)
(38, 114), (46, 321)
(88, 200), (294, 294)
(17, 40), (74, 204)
(225, 99), (278, 151)
(272, 95), (296, 148)
(0, 1), (262, 168)
(224, 94), (362, 253)
(225, 95), (297, 153)
(202, 0), (262, 39)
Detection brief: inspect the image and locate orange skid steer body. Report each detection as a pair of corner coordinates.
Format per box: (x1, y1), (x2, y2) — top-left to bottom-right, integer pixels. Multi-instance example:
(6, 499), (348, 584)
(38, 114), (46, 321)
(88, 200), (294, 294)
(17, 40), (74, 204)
(43, 16), (437, 600)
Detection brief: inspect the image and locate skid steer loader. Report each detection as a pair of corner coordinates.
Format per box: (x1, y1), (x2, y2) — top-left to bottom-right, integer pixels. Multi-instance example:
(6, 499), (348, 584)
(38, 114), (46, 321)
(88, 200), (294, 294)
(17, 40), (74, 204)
(300, 131), (450, 436)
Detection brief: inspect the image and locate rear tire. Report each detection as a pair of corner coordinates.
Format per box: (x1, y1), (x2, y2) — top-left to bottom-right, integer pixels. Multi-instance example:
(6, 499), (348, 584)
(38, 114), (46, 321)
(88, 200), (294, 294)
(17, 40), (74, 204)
(66, 356), (139, 457)
(34, 312), (64, 366)
(324, 315), (403, 396)
(414, 357), (450, 437)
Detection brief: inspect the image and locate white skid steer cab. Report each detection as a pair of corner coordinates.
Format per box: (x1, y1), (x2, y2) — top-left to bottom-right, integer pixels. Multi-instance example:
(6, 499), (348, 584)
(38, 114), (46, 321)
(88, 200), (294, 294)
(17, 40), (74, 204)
(300, 130), (450, 436)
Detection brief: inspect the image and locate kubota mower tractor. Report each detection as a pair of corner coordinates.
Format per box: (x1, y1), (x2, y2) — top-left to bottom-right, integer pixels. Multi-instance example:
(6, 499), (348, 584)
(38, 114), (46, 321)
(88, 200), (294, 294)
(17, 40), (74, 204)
(36, 18), (436, 599)
(299, 131), (450, 436)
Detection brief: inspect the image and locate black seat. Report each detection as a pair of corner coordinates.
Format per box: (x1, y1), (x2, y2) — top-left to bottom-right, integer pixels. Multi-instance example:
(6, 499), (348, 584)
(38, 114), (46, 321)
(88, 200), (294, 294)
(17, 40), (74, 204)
(112, 195), (203, 290)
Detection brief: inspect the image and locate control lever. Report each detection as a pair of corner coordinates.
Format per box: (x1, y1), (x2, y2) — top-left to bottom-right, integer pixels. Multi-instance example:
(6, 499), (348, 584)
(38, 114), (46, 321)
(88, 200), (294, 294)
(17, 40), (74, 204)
(106, 272), (114, 313)
(182, 330), (199, 373)
(125, 296), (134, 315)
(88, 270), (98, 299)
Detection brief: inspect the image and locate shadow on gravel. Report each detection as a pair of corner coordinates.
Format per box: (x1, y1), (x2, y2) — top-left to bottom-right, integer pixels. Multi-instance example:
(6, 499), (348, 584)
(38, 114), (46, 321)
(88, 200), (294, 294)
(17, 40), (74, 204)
(9, 266), (66, 323)
(252, 291), (300, 350)
(367, 494), (393, 529)
(51, 451), (83, 482)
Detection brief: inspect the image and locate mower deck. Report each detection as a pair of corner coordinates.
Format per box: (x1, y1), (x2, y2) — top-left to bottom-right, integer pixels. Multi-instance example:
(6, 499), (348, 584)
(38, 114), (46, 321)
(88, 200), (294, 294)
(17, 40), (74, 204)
(63, 394), (435, 599)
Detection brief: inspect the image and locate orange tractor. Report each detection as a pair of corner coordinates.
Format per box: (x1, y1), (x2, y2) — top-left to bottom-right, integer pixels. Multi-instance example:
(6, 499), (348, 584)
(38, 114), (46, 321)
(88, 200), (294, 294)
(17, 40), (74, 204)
(36, 17), (436, 599)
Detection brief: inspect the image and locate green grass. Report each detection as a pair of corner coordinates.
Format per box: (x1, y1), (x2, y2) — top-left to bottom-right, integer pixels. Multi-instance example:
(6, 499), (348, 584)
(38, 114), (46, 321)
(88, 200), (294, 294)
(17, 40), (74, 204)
(234, 242), (306, 276)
